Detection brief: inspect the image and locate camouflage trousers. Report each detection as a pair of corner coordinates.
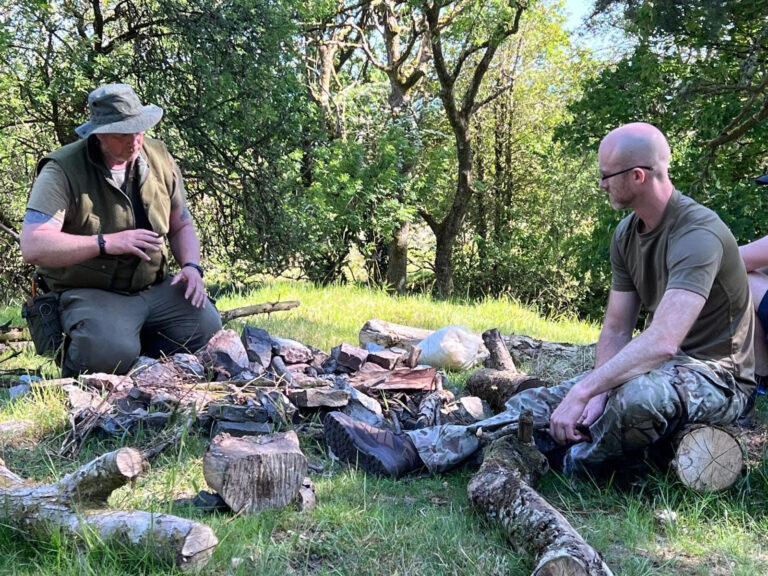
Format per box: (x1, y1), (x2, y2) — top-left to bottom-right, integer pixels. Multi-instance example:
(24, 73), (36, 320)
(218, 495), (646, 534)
(406, 354), (750, 475)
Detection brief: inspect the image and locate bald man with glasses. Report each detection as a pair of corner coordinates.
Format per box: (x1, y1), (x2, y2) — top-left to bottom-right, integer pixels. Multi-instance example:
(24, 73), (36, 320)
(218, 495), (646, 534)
(323, 122), (754, 479)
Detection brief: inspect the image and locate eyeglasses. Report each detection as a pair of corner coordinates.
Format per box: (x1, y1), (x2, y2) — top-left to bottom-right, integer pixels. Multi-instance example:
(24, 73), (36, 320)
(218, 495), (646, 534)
(600, 165), (653, 181)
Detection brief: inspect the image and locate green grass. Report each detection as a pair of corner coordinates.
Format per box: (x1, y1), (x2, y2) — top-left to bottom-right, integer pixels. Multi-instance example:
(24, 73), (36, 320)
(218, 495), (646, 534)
(1, 281), (767, 575)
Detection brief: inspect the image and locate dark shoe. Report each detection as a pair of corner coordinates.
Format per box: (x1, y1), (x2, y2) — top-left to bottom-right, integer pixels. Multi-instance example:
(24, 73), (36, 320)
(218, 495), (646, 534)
(323, 411), (422, 478)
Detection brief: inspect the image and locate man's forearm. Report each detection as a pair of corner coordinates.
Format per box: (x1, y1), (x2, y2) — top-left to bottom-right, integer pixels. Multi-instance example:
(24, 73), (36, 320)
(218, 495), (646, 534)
(20, 229), (102, 267)
(740, 236), (768, 272)
(169, 223), (201, 267)
(572, 329), (676, 402)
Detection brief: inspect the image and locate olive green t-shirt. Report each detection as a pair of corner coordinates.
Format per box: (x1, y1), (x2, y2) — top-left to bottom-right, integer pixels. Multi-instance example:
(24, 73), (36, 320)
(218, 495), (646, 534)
(610, 190), (754, 392)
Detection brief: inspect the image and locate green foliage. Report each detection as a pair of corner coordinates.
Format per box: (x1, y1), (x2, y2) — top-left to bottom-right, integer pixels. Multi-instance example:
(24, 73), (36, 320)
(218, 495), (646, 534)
(552, 0), (768, 313)
(452, 1), (605, 317)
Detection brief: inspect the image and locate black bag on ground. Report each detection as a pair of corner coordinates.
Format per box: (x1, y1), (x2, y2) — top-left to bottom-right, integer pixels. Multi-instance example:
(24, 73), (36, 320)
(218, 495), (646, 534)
(22, 291), (64, 357)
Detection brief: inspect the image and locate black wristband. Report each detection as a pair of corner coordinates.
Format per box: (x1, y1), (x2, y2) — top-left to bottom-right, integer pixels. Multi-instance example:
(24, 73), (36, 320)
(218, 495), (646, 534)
(97, 234), (106, 256)
(183, 262), (204, 278)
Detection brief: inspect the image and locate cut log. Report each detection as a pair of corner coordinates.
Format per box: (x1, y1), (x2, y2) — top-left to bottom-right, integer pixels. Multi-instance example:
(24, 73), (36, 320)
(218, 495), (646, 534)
(0, 448), (217, 572)
(483, 328), (517, 372)
(220, 300), (300, 323)
(359, 319), (431, 350)
(671, 425), (744, 492)
(203, 431), (308, 515)
(467, 436), (613, 576)
(366, 348), (407, 370)
(210, 420), (274, 438)
(466, 369), (546, 412)
(287, 388), (350, 408)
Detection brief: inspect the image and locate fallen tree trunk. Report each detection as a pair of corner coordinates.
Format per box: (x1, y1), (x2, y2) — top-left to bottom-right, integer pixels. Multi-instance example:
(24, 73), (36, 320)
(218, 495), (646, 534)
(0, 448), (218, 571)
(671, 424), (744, 492)
(467, 436), (613, 576)
(220, 301), (300, 323)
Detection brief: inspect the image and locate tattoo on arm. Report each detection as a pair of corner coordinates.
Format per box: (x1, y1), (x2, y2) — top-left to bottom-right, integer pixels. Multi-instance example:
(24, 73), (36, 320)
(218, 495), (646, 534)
(24, 209), (59, 225)
(181, 206), (191, 221)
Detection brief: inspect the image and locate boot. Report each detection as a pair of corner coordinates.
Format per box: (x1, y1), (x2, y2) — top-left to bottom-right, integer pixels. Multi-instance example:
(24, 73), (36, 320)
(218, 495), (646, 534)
(323, 411), (423, 478)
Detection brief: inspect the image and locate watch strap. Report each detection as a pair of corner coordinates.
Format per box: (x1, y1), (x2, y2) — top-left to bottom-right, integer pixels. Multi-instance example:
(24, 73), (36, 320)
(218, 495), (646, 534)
(182, 262), (204, 278)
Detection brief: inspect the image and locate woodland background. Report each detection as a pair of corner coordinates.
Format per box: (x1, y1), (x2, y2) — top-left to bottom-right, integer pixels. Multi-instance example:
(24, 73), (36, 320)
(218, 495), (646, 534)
(1, 0), (768, 319)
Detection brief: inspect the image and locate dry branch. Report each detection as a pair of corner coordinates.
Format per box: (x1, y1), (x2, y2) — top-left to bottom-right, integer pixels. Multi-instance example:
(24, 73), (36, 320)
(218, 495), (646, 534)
(220, 301), (300, 323)
(0, 448), (218, 571)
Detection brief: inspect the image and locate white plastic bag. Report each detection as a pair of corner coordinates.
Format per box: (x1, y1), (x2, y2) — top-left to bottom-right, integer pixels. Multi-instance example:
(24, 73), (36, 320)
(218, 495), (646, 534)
(417, 326), (488, 371)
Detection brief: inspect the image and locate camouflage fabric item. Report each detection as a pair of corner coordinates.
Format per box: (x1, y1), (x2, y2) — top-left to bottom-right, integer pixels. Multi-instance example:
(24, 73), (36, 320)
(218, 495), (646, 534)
(406, 354), (749, 475)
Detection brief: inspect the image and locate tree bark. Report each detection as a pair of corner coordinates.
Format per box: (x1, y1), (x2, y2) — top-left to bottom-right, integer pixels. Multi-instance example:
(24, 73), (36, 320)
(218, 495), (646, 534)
(466, 370), (545, 412)
(386, 221), (409, 294)
(0, 449), (217, 572)
(467, 436), (614, 576)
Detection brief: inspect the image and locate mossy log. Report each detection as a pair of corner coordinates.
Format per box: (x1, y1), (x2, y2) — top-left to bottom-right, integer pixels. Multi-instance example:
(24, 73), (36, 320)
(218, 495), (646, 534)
(0, 448), (217, 572)
(467, 436), (613, 576)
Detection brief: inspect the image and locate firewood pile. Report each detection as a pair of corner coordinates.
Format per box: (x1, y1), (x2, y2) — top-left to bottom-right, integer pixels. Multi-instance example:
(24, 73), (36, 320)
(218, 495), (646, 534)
(53, 325), (495, 456)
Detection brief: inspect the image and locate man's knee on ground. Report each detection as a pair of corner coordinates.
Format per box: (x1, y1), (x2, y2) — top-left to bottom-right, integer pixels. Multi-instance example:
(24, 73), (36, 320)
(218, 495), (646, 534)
(67, 333), (141, 375)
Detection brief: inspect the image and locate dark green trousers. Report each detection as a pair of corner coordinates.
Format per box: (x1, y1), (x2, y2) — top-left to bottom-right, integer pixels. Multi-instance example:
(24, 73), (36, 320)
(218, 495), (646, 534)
(59, 275), (221, 375)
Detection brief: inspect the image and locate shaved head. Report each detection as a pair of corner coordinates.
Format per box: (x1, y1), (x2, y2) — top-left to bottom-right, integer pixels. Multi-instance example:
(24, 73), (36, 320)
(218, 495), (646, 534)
(599, 123), (671, 177)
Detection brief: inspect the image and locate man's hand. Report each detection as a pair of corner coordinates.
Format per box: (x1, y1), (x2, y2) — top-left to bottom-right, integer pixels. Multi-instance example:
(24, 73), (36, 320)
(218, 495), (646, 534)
(550, 386), (591, 445)
(104, 229), (163, 260)
(171, 266), (207, 308)
(578, 391), (609, 428)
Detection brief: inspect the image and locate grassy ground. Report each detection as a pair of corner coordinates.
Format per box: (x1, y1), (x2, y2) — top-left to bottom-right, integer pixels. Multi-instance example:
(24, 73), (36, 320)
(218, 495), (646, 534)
(1, 281), (767, 576)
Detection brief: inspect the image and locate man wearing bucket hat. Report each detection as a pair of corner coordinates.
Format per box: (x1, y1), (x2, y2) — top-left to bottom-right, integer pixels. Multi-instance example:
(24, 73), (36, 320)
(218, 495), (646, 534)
(19, 83), (221, 376)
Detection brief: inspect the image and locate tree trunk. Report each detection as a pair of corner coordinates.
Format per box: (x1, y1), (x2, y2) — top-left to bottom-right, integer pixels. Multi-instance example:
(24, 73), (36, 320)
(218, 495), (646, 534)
(386, 221), (409, 294)
(467, 436), (614, 576)
(0, 449), (217, 572)
(433, 225), (456, 298)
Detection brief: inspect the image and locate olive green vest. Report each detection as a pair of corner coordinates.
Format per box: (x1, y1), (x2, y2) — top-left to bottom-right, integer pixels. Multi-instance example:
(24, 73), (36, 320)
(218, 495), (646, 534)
(36, 137), (174, 293)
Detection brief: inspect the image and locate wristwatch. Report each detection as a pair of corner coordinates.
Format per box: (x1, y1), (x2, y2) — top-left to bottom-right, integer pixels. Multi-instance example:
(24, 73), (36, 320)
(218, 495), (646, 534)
(182, 262), (205, 278)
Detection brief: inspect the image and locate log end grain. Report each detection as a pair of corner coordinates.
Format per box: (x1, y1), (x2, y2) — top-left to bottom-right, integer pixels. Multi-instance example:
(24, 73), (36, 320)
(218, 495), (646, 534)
(672, 425), (744, 492)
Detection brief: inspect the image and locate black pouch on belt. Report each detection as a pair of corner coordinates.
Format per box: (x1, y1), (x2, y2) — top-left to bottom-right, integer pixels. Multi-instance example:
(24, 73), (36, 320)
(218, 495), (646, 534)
(21, 291), (63, 357)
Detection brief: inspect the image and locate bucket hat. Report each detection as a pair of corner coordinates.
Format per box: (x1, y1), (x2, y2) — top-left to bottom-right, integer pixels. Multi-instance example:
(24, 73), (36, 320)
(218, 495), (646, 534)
(75, 84), (163, 139)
